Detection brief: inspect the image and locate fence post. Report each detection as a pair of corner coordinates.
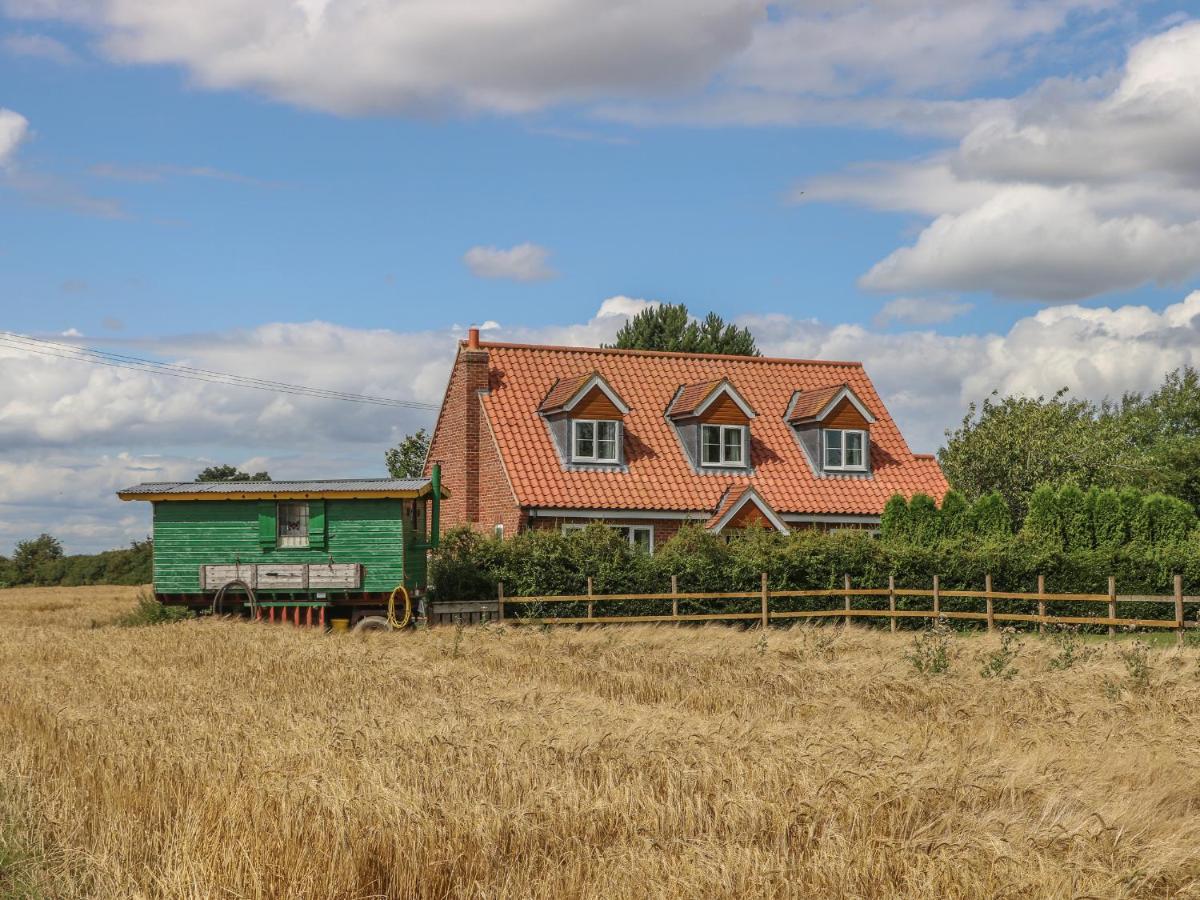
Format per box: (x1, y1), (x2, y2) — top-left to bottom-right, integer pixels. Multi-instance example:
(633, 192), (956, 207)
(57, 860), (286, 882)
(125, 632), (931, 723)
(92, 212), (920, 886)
(1037, 574), (1046, 634)
(671, 575), (679, 621)
(586, 576), (594, 621)
(888, 574), (897, 633)
(761, 572), (769, 629)
(1107, 576), (1116, 637)
(932, 574), (940, 618)
(985, 574), (995, 633)
(497, 581), (505, 624)
(843, 574), (852, 628)
(1175, 574), (1184, 644)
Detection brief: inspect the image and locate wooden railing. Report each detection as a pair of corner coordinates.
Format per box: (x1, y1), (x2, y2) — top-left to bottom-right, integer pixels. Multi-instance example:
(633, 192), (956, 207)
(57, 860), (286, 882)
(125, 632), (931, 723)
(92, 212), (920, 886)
(491, 574), (1199, 637)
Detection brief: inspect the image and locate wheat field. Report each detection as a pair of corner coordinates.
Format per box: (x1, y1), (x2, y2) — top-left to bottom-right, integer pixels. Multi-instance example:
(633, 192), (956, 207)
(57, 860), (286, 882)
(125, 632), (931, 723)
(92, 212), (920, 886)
(2, 586), (1200, 899)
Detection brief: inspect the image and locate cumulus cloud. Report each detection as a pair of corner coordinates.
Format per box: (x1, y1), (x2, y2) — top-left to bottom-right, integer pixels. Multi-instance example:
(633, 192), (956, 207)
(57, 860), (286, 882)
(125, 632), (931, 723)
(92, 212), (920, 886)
(0, 107), (29, 167)
(463, 242), (556, 282)
(804, 20), (1200, 301)
(6, 295), (1200, 552)
(2, 0), (1116, 125)
(873, 297), (971, 328)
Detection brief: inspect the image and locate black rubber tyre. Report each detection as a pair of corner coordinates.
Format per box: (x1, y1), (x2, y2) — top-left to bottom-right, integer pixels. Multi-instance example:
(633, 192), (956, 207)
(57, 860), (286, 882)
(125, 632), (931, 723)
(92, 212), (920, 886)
(352, 615), (392, 633)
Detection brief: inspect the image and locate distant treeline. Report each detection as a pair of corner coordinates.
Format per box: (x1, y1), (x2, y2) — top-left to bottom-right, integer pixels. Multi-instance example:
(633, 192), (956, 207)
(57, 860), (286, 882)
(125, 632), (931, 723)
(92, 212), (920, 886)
(0, 534), (152, 588)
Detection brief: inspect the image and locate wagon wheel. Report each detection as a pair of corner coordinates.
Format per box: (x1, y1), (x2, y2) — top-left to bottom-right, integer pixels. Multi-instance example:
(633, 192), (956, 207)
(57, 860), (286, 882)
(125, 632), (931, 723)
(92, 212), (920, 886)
(352, 615), (392, 633)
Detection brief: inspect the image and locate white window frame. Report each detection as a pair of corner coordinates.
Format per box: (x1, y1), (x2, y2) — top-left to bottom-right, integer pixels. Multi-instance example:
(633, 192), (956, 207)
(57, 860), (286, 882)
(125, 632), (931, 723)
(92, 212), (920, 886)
(562, 523), (654, 553)
(700, 424), (747, 467)
(571, 418), (620, 464)
(277, 501), (310, 548)
(823, 428), (868, 471)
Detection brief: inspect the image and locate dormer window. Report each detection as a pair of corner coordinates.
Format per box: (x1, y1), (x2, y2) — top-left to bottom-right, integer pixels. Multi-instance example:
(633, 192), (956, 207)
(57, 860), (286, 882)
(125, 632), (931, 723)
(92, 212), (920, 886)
(823, 429), (866, 471)
(539, 371), (630, 468)
(573, 419), (620, 463)
(667, 378), (756, 472)
(701, 424), (746, 466)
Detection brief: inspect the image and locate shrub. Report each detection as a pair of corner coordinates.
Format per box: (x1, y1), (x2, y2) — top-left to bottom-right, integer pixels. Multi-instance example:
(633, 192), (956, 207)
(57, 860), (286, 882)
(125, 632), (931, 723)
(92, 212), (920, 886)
(1024, 484), (1062, 549)
(1091, 488), (1124, 552)
(940, 490), (970, 539)
(115, 592), (191, 627)
(908, 493), (940, 543)
(979, 628), (1021, 679)
(1058, 484), (1092, 552)
(906, 620), (954, 675)
(972, 492), (1012, 539)
(880, 495), (910, 542)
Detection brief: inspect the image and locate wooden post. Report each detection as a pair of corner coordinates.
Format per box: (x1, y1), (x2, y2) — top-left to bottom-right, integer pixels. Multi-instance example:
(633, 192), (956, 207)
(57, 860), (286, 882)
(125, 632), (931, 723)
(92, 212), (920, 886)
(497, 581), (505, 623)
(1175, 574), (1184, 644)
(932, 574), (940, 617)
(1107, 576), (1116, 637)
(1037, 574), (1046, 634)
(670, 575), (679, 620)
(760, 572), (769, 629)
(843, 574), (852, 628)
(985, 574), (995, 633)
(586, 576), (594, 621)
(888, 574), (897, 633)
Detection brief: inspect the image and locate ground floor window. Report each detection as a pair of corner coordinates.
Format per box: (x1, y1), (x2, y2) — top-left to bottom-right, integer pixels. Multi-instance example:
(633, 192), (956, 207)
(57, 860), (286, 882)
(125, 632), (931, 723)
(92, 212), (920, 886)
(562, 522), (654, 553)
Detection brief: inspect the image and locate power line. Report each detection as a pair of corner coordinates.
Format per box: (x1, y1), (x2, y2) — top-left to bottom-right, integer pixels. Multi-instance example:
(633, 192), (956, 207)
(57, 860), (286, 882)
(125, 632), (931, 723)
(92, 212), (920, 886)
(0, 331), (442, 410)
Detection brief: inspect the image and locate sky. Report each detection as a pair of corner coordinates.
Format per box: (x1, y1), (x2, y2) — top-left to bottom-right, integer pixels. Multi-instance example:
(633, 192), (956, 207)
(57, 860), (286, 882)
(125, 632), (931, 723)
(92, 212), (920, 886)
(3, 0), (1200, 553)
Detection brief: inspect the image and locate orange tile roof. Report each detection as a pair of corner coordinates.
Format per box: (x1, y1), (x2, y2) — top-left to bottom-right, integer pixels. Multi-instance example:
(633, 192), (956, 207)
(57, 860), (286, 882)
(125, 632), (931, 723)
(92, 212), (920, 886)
(475, 341), (948, 516)
(667, 380), (723, 417)
(705, 485), (749, 529)
(787, 383), (847, 423)
(538, 371), (596, 412)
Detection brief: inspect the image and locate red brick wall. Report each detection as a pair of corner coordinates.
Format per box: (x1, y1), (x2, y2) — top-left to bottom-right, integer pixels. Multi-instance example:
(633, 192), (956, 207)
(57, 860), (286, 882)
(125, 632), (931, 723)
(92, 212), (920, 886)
(426, 345), (524, 536)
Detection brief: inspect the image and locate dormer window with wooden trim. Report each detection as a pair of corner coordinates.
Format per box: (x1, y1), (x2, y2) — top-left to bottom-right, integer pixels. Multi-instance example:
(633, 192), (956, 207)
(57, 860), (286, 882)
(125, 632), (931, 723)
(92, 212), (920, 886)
(786, 383), (876, 475)
(539, 371), (630, 468)
(668, 379), (755, 471)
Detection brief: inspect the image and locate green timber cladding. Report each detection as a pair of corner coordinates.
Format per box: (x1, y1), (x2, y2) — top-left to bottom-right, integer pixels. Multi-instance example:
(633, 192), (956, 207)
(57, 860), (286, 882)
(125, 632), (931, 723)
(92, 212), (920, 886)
(151, 498), (425, 595)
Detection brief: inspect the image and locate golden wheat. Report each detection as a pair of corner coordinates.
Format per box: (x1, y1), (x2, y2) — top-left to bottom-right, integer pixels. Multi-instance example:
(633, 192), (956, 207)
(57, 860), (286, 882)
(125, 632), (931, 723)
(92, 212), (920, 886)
(2, 586), (1200, 898)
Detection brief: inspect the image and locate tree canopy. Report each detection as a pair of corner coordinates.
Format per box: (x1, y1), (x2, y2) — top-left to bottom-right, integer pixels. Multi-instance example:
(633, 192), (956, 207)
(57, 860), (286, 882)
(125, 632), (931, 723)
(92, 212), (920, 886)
(609, 304), (759, 356)
(939, 367), (1200, 520)
(385, 428), (430, 479)
(195, 465), (271, 482)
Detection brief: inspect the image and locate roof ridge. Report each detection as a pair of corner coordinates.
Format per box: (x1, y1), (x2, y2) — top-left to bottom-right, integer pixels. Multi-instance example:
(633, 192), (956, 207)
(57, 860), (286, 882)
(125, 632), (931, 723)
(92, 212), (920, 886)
(465, 339), (865, 367)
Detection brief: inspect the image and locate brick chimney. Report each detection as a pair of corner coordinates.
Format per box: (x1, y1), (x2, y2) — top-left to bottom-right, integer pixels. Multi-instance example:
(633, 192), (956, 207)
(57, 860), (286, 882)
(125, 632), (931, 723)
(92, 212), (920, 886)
(461, 328), (489, 523)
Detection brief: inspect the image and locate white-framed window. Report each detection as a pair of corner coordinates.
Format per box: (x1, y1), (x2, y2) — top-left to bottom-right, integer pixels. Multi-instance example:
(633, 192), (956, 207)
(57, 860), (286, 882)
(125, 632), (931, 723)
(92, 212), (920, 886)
(277, 501), (309, 548)
(562, 523), (654, 554)
(572, 419), (620, 463)
(700, 424), (746, 467)
(494, 524), (505, 539)
(823, 429), (867, 471)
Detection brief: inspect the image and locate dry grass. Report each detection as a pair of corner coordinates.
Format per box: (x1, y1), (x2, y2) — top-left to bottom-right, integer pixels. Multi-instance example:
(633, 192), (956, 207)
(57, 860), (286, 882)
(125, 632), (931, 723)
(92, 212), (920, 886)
(2, 586), (1200, 899)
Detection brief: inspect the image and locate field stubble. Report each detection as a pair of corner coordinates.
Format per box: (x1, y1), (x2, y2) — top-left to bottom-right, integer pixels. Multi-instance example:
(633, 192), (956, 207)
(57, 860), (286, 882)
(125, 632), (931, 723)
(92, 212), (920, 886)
(1, 586), (1200, 898)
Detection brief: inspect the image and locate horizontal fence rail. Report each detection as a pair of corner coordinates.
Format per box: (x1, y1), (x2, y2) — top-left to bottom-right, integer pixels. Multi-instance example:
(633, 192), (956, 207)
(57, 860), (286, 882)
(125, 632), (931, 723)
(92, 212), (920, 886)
(485, 574), (1200, 638)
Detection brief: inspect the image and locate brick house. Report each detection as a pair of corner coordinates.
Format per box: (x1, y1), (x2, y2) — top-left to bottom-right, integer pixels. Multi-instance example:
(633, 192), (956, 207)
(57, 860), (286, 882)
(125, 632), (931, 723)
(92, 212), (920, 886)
(424, 328), (948, 551)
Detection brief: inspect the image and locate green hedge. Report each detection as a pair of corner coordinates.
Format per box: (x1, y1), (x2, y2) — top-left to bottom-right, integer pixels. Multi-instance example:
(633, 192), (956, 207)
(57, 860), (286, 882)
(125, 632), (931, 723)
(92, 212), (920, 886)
(431, 522), (1200, 625)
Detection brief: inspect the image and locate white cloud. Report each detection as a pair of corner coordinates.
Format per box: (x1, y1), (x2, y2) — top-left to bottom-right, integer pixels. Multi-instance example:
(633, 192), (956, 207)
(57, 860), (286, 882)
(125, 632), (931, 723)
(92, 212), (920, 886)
(3, 0), (762, 116)
(6, 295), (1200, 553)
(0, 107), (29, 167)
(804, 20), (1200, 301)
(873, 297), (972, 328)
(860, 185), (1200, 300)
(1, 0), (1119, 126)
(595, 295), (658, 318)
(463, 242), (556, 282)
(2, 32), (78, 64)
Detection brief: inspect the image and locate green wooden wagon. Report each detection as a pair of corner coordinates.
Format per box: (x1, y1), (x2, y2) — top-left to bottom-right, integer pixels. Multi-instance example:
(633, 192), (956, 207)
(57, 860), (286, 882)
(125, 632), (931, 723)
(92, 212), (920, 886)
(118, 466), (445, 630)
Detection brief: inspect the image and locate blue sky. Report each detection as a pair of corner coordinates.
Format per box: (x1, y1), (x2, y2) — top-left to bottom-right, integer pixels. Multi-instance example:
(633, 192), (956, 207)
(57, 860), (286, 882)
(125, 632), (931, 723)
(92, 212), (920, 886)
(2, 1), (1200, 551)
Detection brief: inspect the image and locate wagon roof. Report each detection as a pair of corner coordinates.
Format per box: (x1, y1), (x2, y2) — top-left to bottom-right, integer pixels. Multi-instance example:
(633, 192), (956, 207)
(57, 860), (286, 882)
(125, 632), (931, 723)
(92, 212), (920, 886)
(117, 478), (445, 502)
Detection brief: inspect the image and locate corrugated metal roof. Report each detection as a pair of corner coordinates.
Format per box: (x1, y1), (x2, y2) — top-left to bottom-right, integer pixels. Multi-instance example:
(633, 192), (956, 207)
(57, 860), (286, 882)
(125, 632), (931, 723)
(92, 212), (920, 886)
(118, 478), (434, 498)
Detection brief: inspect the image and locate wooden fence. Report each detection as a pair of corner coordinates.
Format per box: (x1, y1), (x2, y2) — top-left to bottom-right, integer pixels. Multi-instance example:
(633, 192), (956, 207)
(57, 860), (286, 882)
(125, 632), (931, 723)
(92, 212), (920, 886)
(442, 574), (1200, 638)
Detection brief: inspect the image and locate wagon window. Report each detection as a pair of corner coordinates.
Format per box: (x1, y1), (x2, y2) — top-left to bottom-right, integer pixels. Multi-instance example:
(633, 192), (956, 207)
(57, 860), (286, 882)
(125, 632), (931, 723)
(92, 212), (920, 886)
(277, 501), (309, 548)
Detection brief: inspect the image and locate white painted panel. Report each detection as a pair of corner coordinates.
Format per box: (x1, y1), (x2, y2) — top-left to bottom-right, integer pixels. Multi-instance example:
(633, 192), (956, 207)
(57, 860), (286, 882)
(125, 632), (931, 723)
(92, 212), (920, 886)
(201, 564), (258, 590)
(256, 564), (307, 589)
